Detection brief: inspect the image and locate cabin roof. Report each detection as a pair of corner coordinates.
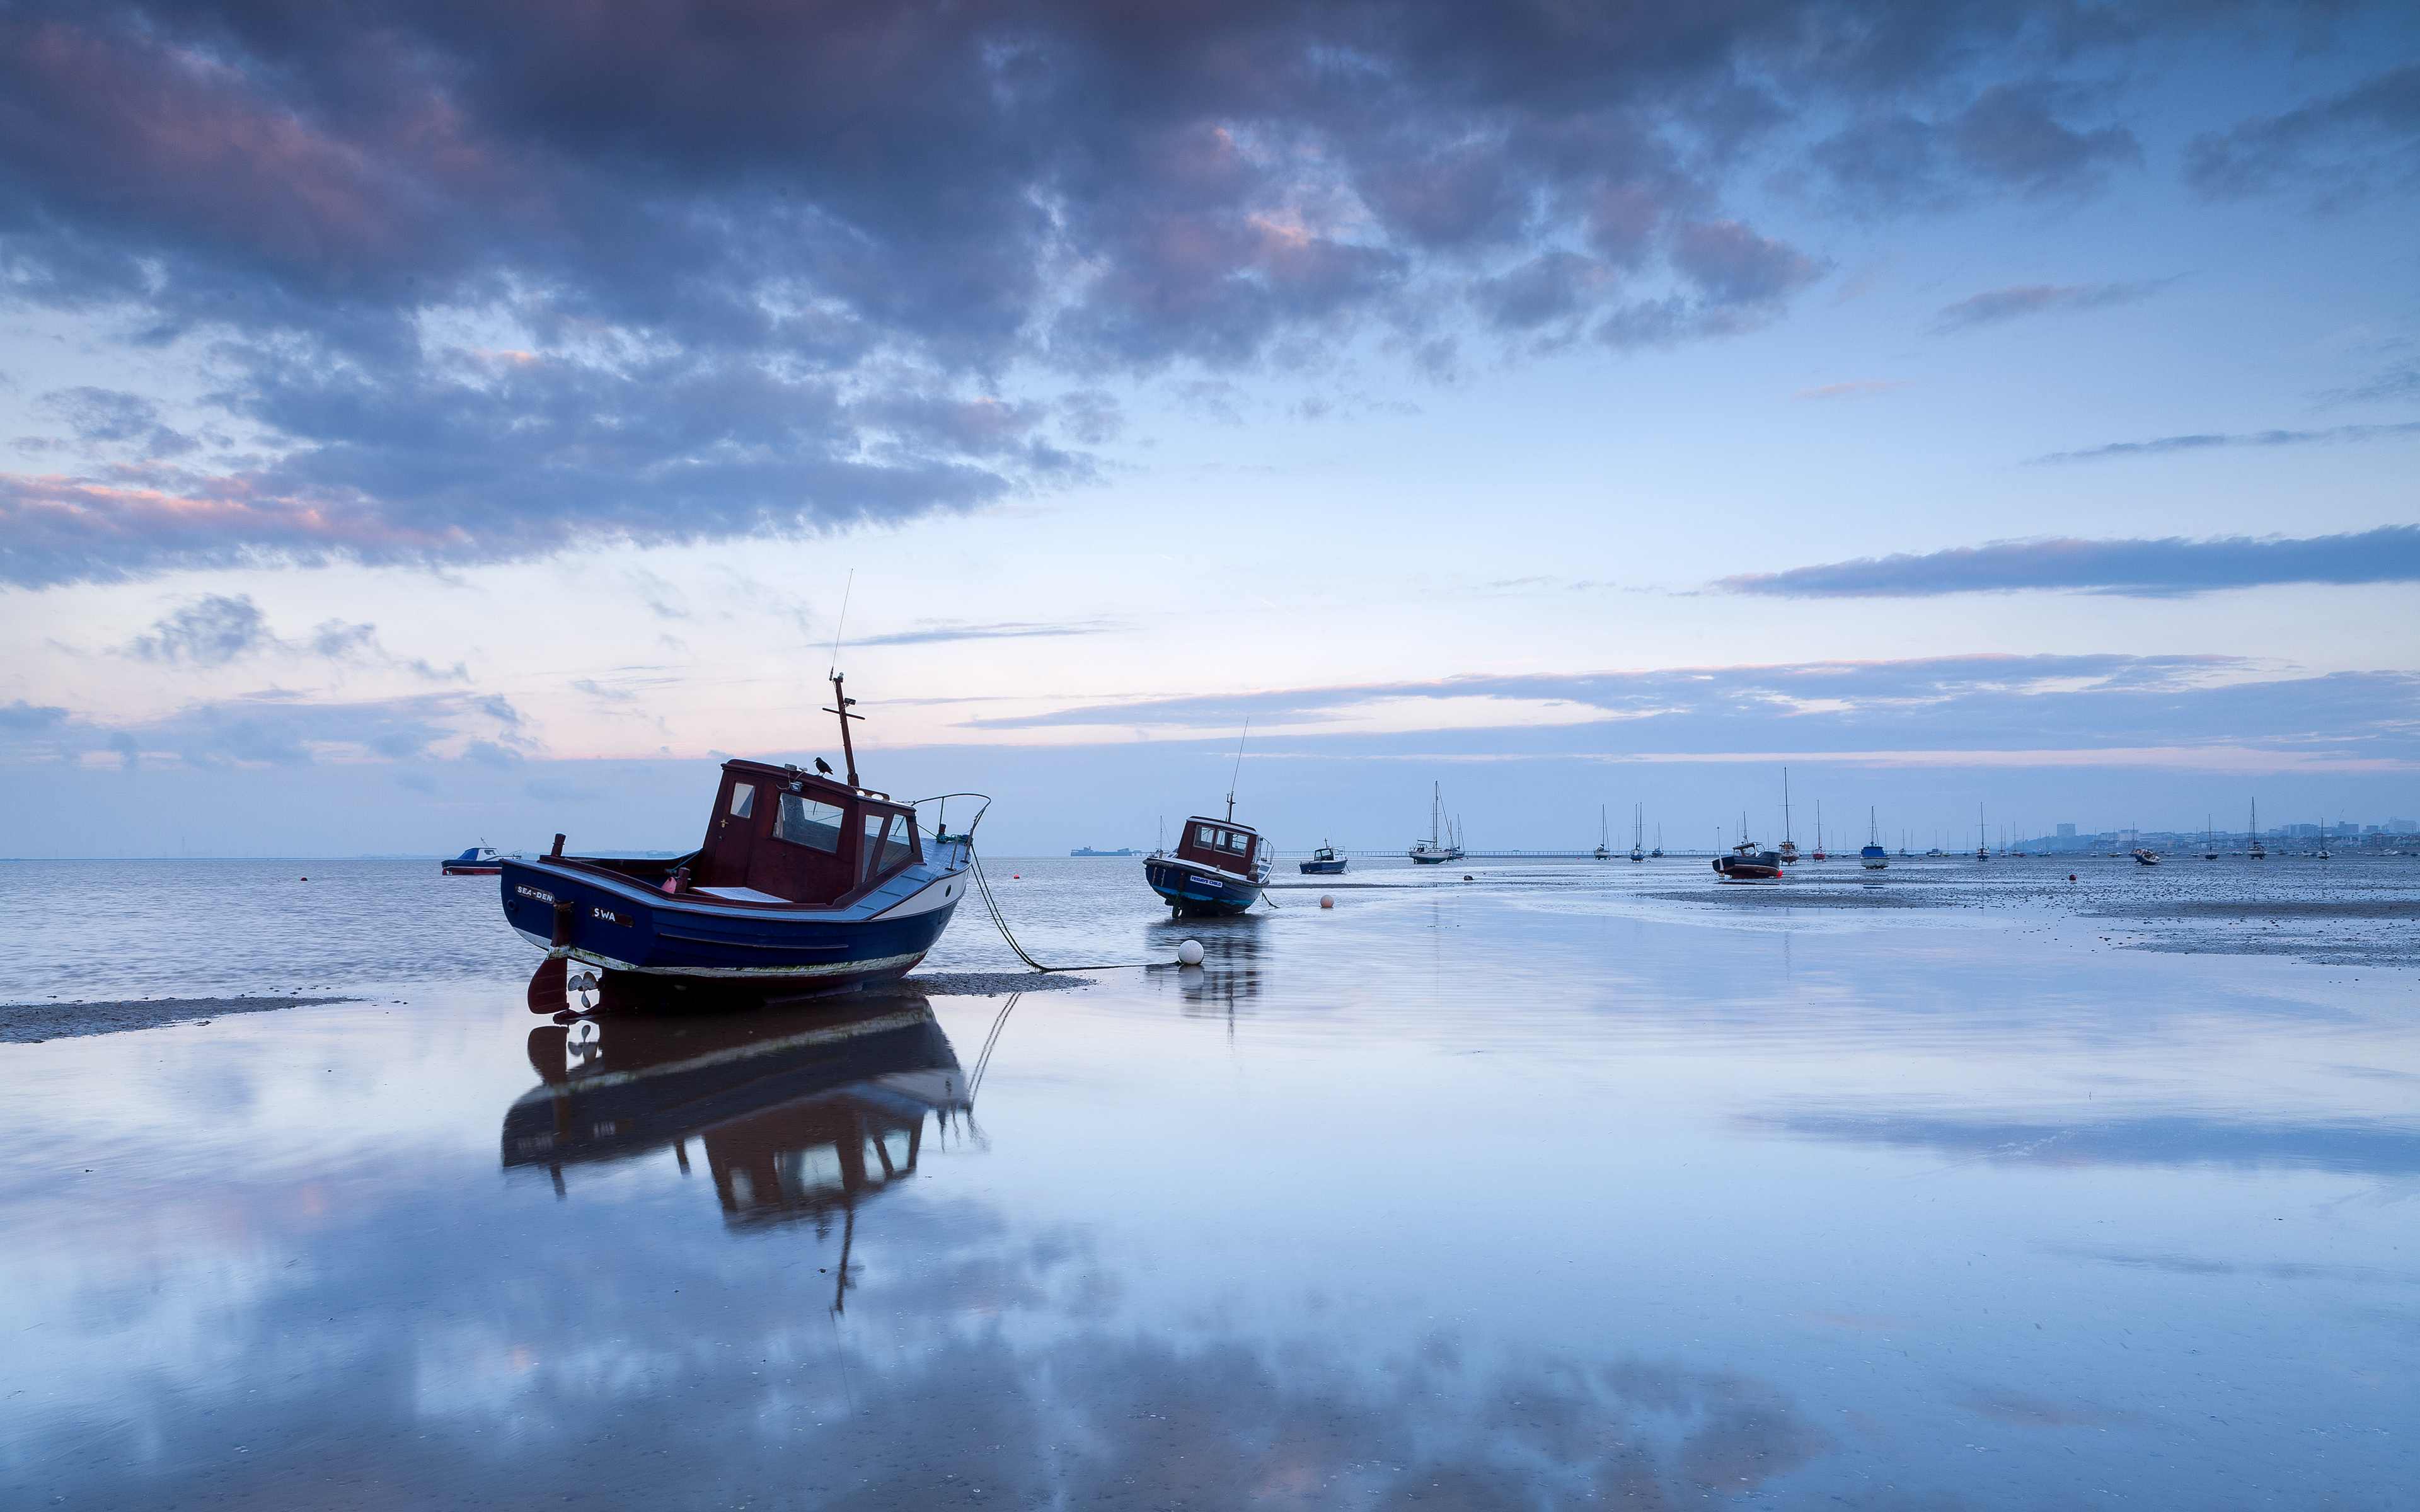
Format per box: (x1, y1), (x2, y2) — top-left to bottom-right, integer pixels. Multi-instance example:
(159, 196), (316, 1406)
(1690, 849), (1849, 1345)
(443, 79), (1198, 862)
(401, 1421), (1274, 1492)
(1183, 814), (1259, 835)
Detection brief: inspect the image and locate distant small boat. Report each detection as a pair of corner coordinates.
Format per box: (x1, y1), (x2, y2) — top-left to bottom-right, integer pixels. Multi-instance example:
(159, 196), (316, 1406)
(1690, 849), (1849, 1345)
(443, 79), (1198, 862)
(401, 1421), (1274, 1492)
(2132, 847), (2161, 866)
(1629, 803), (1645, 862)
(1811, 800), (1826, 861)
(1714, 839), (1782, 881)
(443, 842), (507, 876)
(1299, 842), (1347, 876)
(1069, 846), (1137, 857)
(2247, 799), (2266, 859)
(1651, 823), (1664, 859)
(1777, 769), (1799, 865)
(1410, 783), (1463, 864)
(1860, 807), (1887, 870)
(1594, 805), (1611, 861)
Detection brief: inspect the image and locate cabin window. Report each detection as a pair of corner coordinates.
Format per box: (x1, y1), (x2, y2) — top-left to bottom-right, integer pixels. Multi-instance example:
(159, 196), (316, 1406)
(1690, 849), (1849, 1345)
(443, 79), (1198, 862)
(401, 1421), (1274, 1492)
(1196, 824), (1218, 847)
(729, 784), (755, 818)
(1226, 830), (1250, 853)
(860, 813), (914, 881)
(776, 793), (844, 852)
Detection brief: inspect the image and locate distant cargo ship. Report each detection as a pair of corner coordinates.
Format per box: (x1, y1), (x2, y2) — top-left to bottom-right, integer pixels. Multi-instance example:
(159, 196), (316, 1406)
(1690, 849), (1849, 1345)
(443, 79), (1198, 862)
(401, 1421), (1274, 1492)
(1070, 846), (1138, 857)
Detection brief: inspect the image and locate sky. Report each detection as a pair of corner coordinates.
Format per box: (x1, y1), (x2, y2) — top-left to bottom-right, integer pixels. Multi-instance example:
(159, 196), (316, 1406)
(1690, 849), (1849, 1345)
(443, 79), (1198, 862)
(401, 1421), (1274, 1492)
(1, 0), (2416, 857)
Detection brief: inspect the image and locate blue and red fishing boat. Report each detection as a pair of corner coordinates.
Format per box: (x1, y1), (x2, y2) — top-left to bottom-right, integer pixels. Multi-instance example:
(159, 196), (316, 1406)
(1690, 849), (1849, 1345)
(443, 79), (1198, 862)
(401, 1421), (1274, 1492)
(498, 675), (977, 1002)
(1146, 813), (1272, 915)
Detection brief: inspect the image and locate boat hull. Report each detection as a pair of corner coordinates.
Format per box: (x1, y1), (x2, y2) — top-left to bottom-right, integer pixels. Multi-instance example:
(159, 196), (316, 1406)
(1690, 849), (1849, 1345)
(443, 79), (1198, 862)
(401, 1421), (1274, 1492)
(1145, 856), (1263, 915)
(442, 863), (502, 876)
(1298, 858), (1347, 874)
(1714, 852), (1783, 881)
(498, 854), (967, 989)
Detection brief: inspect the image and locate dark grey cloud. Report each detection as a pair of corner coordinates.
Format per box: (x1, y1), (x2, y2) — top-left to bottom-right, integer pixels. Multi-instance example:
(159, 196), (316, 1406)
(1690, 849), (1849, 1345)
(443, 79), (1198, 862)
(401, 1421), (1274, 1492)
(2184, 62), (2420, 208)
(0, 1), (2342, 585)
(1930, 277), (2172, 333)
(2033, 420), (2420, 462)
(1718, 525), (2420, 598)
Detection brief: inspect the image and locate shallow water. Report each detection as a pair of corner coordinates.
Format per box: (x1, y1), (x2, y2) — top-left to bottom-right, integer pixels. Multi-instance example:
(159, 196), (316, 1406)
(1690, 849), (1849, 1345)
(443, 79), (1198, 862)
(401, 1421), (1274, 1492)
(3, 854), (2414, 1508)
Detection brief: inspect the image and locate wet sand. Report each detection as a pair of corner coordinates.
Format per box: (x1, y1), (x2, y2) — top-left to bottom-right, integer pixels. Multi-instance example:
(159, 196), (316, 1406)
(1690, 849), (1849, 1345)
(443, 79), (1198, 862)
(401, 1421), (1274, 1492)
(0, 995), (357, 1043)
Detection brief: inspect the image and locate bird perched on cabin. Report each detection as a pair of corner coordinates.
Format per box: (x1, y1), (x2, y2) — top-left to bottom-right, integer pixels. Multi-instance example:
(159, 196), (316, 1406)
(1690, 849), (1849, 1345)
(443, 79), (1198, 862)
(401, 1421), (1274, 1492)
(814, 757), (834, 775)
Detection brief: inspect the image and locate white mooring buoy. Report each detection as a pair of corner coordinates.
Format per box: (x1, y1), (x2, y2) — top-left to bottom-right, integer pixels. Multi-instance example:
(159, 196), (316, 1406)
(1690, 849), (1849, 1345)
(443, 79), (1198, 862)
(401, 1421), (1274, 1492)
(1176, 939), (1204, 966)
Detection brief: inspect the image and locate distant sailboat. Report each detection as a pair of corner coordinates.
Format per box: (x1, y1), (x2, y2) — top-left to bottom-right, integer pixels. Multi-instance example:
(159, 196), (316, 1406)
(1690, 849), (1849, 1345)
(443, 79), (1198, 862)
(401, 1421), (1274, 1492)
(1975, 802), (1988, 862)
(1811, 800), (1826, 861)
(1861, 808), (1888, 869)
(2316, 817), (2332, 861)
(2204, 818), (2218, 861)
(1594, 805), (1611, 861)
(1777, 769), (1799, 865)
(1629, 803), (1645, 862)
(2247, 799), (2266, 860)
(1651, 824), (1664, 859)
(1410, 783), (1463, 864)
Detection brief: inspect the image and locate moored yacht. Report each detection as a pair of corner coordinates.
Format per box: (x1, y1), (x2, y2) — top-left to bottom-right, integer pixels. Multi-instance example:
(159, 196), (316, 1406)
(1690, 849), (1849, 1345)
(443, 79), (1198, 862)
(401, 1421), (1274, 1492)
(1860, 807), (1888, 869)
(1410, 782), (1463, 864)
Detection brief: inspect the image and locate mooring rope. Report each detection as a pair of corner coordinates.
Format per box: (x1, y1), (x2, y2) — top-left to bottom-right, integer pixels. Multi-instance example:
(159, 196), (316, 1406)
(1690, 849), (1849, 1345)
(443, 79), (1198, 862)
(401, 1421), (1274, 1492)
(965, 845), (1170, 973)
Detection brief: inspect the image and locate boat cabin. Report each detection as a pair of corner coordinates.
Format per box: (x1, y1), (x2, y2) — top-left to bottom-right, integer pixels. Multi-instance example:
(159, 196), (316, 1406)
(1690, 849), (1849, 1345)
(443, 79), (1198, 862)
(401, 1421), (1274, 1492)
(685, 759), (921, 907)
(1174, 815), (1263, 878)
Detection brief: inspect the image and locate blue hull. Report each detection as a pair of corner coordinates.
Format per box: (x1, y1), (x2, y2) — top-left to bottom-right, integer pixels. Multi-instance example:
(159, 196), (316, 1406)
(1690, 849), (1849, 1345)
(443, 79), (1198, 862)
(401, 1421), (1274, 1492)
(1298, 858), (1347, 874)
(1144, 857), (1262, 916)
(499, 853), (967, 987)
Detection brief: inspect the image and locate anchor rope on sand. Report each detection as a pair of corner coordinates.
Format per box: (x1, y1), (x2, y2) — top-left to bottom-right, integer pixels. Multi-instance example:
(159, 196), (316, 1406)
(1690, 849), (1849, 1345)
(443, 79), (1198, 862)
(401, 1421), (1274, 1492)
(965, 845), (1170, 974)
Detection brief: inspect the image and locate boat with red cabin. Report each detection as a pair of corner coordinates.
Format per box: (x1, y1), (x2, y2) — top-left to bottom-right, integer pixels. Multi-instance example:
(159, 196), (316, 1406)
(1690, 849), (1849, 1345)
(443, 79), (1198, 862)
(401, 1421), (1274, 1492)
(496, 675), (976, 997)
(1146, 812), (1272, 916)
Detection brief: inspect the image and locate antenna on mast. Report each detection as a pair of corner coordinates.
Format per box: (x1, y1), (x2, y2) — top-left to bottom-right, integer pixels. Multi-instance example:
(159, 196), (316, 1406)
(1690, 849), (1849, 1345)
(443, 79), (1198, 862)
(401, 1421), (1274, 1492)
(822, 571), (863, 788)
(1226, 719), (1250, 822)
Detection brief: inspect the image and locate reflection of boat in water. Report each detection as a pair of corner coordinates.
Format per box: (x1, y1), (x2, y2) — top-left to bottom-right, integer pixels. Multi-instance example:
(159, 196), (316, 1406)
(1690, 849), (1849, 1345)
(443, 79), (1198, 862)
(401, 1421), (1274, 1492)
(496, 673), (975, 995)
(504, 982), (969, 1239)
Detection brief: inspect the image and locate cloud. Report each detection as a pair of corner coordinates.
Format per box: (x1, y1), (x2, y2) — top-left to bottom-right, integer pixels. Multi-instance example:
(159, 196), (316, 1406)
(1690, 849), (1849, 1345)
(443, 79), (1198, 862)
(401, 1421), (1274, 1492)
(0, 2), (2298, 585)
(1, 699), (69, 730)
(1930, 278), (2172, 333)
(856, 619), (1116, 646)
(949, 655), (2420, 774)
(115, 592), (465, 679)
(1789, 379), (1910, 400)
(2032, 421), (2420, 462)
(125, 593), (272, 664)
(2184, 63), (2420, 208)
(1717, 526), (2420, 598)
(1807, 78), (2143, 210)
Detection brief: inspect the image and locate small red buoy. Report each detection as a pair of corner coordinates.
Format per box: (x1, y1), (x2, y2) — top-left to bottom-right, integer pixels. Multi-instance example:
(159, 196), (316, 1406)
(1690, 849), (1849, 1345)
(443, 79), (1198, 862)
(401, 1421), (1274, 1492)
(299, 876), (309, 881)
(1012, 874), (1020, 879)
(2069, 874), (2078, 881)
(1320, 895), (1334, 908)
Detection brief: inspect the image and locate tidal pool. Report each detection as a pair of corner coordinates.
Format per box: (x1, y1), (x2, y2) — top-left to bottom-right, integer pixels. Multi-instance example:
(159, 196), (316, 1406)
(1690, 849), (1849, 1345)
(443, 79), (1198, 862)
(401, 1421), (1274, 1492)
(2, 856), (2412, 1508)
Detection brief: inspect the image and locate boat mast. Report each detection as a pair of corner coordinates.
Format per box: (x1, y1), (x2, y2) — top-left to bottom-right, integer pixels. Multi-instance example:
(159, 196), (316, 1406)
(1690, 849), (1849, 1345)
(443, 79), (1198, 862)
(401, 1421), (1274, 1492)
(1782, 768), (1792, 845)
(823, 570), (862, 788)
(1226, 720), (1250, 822)
(824, 672), (863, 789)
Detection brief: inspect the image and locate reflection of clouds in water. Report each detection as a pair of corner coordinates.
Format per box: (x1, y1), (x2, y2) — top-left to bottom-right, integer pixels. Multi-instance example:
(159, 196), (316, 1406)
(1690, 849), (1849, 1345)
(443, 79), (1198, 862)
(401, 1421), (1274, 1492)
(1746, 1113), (2420, 1177)
(21, 1183), (1825, 1508)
